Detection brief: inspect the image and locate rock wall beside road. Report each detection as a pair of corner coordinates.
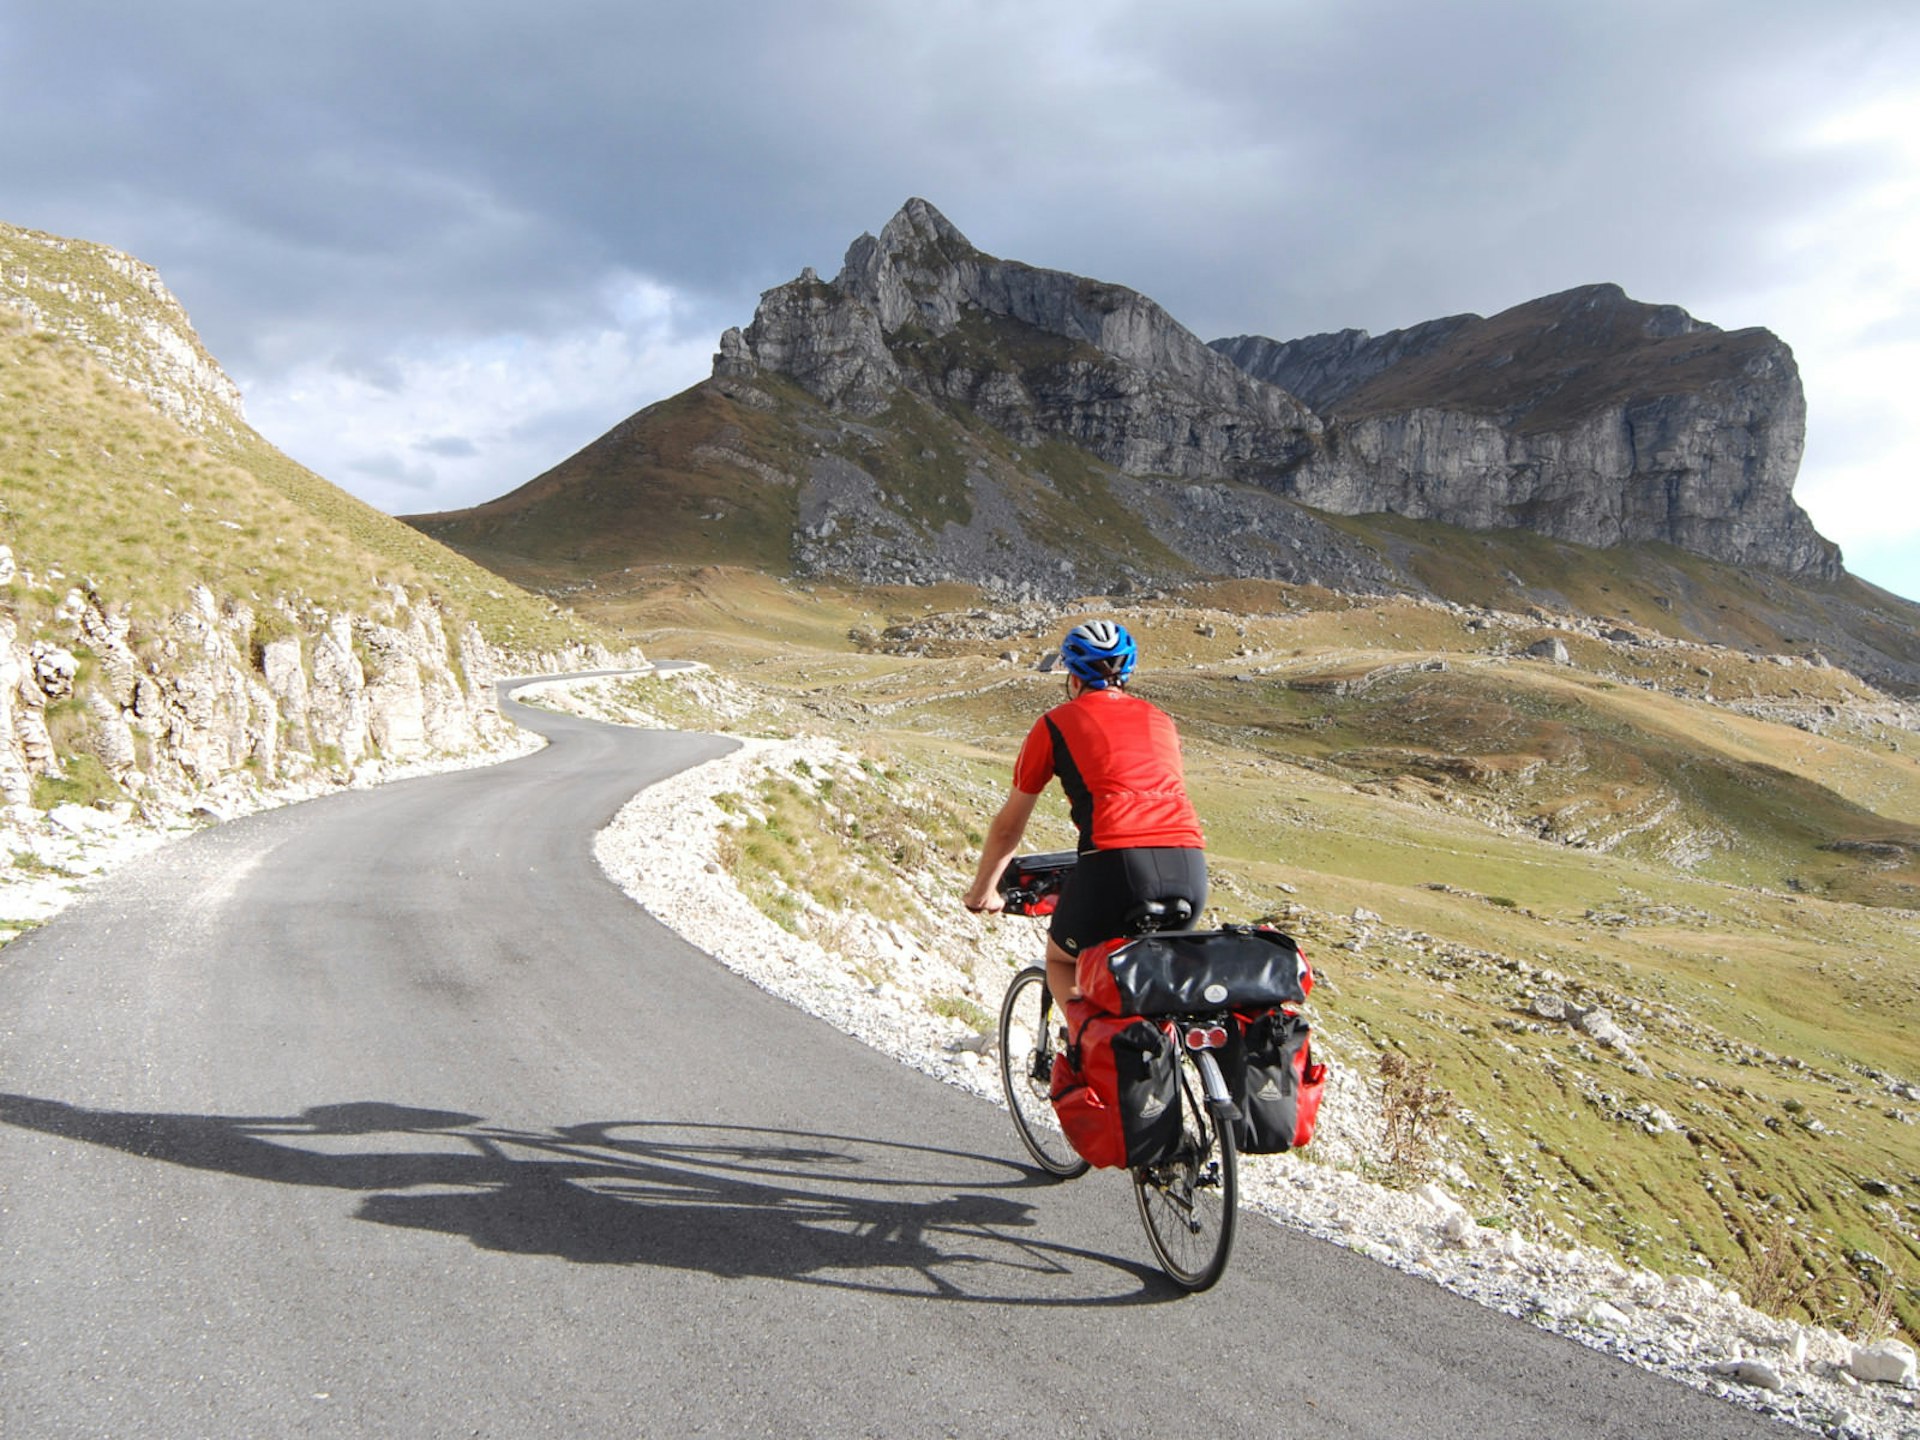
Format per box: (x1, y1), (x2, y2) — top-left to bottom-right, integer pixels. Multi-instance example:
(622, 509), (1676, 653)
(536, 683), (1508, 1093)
(1, 550), (628, 824)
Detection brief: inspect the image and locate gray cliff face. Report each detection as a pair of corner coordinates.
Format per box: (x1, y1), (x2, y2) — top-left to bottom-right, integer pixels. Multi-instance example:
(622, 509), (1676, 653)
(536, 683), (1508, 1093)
(717, 202), (1839, 584)
(1212, 317), (1475, 414)
(1218, 285), (1837, 581)
(722, 198), (1321, 482)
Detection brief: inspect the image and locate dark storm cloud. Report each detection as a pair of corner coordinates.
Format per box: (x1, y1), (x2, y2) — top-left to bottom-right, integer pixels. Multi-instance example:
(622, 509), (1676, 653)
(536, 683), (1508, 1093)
(8, 0), (1913, 351)
(2, 1), (813, 360)
(978, 0), (1920, 341)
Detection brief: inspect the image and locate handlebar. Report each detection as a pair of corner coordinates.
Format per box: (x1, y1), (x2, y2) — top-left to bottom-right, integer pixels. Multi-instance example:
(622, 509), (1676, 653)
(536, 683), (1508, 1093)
(994, 851), (1199, 934)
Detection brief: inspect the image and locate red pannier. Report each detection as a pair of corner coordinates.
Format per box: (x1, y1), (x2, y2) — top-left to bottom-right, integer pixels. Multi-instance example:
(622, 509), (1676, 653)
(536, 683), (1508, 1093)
(1220, 1008), (1327, 1154)
(1048, 1003), (1183, 1170)
(1075, 925), (1313, 1018)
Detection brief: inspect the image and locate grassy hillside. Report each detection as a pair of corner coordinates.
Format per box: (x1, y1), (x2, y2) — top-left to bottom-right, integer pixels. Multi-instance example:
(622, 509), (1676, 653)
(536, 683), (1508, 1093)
(0, 315), (602, 656)
(1, 219), (603, 655)
(405, 367), (1205, 601)
(583, 568), (1919, 1344)
(406, 379), (810, 586)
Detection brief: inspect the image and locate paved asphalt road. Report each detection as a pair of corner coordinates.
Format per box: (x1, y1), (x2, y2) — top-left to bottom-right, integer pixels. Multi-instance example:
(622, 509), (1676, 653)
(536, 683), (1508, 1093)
(0, 681), (1800, 1439)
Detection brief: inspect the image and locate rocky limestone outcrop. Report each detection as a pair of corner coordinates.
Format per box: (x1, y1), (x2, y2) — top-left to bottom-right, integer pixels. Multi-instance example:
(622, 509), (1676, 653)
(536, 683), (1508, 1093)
(0, 224), (654, 825)
(1216, 286), (1838, 581)
(716, 268), (902, 416)
(0, 559), (570, 825)
(718, 198), (1322, 482)
(714, 201), (1838, 584)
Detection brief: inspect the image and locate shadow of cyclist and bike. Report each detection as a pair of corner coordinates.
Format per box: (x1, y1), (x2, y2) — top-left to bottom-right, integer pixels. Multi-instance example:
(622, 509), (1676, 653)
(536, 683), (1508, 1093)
(0, 1092), (1171, 1305)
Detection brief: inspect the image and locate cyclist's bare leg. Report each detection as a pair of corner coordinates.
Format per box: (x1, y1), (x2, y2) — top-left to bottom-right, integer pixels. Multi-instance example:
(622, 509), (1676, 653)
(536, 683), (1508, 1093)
(1045, 938), (1080, 1011)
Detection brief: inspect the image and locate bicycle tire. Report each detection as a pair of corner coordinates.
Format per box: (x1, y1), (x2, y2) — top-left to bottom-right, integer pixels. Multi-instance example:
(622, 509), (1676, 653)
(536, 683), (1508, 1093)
(1134, 1051), (1238, 1290)
(997, 966), (1090, 1178)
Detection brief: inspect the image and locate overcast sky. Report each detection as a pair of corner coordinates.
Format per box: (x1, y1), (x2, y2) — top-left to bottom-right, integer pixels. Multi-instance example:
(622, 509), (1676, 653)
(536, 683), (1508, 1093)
(4, 1), (1917, 601)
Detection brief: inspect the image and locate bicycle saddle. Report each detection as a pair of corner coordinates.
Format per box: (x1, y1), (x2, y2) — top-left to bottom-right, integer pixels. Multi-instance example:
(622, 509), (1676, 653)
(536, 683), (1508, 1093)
(1123, 897), (1194, 932)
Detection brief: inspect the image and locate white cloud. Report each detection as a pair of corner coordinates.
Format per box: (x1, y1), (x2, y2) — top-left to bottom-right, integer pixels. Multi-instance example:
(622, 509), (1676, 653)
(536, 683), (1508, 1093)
(237, 272), (715, 517)
(1729, 82), (1920, 602)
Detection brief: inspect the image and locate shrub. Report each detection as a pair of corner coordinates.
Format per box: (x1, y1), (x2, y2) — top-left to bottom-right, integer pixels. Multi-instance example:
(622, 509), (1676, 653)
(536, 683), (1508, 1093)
(1377, 1050), (1455, 1186)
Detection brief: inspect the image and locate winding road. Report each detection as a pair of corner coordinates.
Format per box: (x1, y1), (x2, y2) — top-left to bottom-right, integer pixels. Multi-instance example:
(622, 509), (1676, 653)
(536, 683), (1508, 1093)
(0, 681), (1799, 1438)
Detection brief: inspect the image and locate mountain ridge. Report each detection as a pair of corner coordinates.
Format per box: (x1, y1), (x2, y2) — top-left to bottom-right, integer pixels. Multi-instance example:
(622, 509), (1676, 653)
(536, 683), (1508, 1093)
(723, 199), (1834, 580)
(1212, 281), (1832, 579)
(410, 199), (1918, 692)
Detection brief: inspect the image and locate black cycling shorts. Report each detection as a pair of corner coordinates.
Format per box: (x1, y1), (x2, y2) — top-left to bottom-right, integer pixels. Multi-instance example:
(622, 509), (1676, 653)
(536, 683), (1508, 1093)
(1049, 846), (1208, 956)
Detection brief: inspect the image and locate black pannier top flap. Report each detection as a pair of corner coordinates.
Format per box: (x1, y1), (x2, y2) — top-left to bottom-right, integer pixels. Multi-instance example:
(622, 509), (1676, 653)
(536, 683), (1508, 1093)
(1103, 927), (1309, 1015)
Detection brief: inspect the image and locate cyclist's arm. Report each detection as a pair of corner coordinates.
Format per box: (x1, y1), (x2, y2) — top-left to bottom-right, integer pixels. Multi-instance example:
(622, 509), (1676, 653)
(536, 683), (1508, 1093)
(962, 786), (1041, 912)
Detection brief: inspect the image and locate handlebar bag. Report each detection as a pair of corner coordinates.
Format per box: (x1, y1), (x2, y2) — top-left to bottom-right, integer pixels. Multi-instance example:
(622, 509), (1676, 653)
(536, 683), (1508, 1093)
(1075, 926), (1313, 1018)
(1219, 1008), (1327, 1154)
(1049, 1007), (1183, 1170)
(998, 851), (1079, 916)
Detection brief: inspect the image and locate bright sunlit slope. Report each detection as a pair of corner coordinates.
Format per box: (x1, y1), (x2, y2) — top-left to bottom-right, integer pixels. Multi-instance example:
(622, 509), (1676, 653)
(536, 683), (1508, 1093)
(0, 220), (609, 654)
(582, 566), (1919, 1345)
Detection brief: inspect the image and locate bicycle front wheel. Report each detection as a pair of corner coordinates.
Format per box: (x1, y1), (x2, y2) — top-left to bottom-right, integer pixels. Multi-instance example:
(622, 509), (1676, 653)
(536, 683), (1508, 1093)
(1134, 1055), (1238, 1291)
(997, 966), (1089, 1178)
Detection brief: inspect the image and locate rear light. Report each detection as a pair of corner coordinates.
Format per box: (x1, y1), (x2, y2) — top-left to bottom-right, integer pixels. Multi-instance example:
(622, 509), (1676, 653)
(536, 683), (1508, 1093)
(1184, 1024), (1229, 1050)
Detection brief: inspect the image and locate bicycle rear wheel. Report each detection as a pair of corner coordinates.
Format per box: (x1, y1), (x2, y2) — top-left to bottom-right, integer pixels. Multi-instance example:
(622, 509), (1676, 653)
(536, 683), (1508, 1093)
(1134, 1054), (1238, 1290)
(997, 966), (1089, 1178)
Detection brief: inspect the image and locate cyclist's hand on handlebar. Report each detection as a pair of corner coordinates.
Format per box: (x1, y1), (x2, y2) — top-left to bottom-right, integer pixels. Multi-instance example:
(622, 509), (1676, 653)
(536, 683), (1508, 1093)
(962, 884), (1005, 915)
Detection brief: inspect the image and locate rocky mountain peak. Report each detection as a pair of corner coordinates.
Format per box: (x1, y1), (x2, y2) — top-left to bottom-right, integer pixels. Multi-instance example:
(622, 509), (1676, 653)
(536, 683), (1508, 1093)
(834, 196), (983, 336)
(719, 198), (1321, 476)
(1213, 281), (1836, 580)
(709, 199), (1839, 583)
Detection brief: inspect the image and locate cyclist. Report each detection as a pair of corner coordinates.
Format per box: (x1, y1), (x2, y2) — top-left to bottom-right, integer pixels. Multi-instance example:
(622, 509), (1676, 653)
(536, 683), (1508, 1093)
(963, 619), (1207, 1008)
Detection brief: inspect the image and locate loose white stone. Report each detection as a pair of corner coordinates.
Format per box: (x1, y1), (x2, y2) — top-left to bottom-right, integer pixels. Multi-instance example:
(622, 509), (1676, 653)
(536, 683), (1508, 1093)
(1707, 1358), (1785, 1391)
(1587, 1300), (1633, 1329)
(1848, 1340), (1918, 1386)
(1415, 1181), (1468, 1217)
(47, 804), (121, 835)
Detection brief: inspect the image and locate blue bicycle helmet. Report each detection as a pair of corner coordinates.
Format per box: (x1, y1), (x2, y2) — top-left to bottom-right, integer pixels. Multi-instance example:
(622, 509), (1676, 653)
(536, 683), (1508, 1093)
(1059, 620), (1137, 688)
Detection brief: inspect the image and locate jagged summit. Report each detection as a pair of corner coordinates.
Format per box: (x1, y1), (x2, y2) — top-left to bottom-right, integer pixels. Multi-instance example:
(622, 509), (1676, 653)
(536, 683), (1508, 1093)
(835, 197), (992, 334)
(717, 198), (1322, 481)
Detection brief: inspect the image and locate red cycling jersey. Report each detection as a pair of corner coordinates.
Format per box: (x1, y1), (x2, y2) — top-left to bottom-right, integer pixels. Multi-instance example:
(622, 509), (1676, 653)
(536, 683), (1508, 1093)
(1012, 688), (1204, 853)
